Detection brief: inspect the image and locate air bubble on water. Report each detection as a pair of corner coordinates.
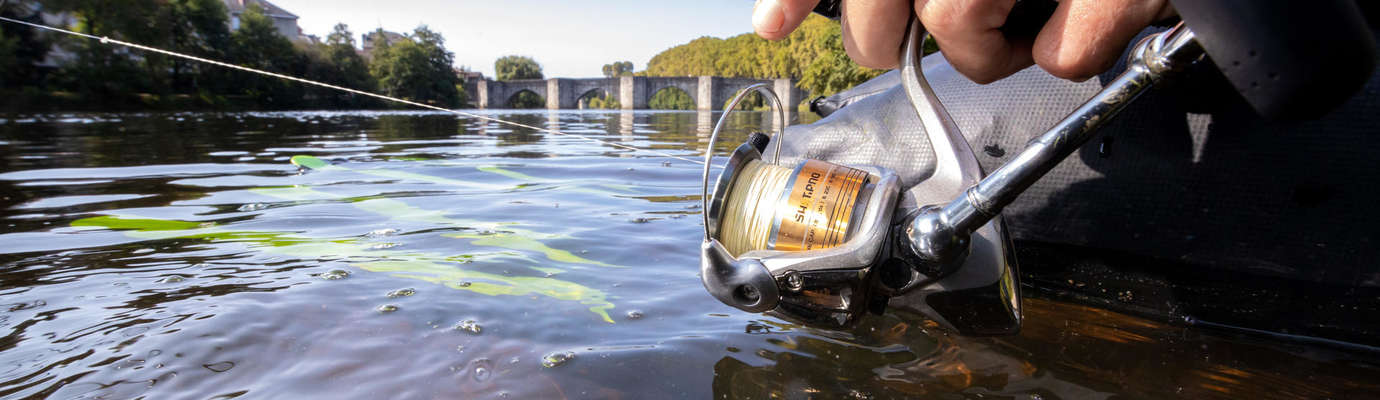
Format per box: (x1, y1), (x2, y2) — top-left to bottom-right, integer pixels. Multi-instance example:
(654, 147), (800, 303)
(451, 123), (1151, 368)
(237, 203), (268, 212)
(386, 288), (416, 298)
(1030, 394), (1043, 400)
(662, 161), (672, 167)
(625, 310), (644, 320)
(366, 228), (399, 237)
(629, 217), (651, 224)
(509, 356), (520, 365)
(455, 319), (482, 334)
(370, 242), (398, 250)
(132, 248), (154, 255)
(456, 281), (472, 288)
(541, 351), (575, 368)
(320, 269), (350, 280)
(471, 359), (492, 382)
(376, 304), (399, 313)
(157, 276), (186, 283)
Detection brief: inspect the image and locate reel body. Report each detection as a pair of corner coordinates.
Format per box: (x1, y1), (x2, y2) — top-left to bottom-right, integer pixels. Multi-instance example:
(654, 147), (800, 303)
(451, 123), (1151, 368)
(701, 15), (1214, 336)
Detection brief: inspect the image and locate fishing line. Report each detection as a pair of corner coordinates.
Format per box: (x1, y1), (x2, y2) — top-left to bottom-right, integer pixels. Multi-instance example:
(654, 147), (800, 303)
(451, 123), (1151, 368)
(0, 15), (706, 165)
(718, 158), (792, 255)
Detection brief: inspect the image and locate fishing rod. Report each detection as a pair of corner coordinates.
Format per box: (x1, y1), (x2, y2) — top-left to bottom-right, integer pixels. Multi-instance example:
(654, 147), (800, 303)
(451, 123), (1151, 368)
(0, 14), (707, 165)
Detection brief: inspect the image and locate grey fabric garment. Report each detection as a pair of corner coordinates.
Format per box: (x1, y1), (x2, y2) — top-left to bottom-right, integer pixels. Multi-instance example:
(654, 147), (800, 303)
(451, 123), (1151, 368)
(776, 30), (1380, 287)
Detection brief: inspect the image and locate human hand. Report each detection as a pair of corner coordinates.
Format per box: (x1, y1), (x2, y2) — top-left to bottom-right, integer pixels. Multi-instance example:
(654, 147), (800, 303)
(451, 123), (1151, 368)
(752, 0), (1176, 83)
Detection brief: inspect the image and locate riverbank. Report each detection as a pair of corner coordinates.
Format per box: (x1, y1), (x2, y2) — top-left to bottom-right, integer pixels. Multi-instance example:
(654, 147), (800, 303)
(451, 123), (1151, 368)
(0, 88), (417, 113)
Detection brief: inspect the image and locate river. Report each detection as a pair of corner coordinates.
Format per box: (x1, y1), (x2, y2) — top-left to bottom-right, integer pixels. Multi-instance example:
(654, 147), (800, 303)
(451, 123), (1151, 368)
(0, 110), (1376, 399)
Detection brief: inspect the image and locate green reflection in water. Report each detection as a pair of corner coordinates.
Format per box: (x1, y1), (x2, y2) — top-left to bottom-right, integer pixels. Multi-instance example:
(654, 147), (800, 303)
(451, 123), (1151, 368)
(248, 186), (616, 268)
(69, 215), (617, 323)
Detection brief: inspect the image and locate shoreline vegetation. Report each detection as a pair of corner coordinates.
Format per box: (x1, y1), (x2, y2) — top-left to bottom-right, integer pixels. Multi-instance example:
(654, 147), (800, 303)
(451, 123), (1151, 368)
(1, 0), (891, 112)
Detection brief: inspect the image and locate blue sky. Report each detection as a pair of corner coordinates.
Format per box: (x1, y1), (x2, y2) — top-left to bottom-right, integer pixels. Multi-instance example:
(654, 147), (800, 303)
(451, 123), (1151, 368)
(270, 0), (758, 78)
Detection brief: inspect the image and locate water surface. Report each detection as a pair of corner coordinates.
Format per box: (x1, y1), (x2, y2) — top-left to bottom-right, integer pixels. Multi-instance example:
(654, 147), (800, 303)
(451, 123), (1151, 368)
(1, 110), (1376, 399)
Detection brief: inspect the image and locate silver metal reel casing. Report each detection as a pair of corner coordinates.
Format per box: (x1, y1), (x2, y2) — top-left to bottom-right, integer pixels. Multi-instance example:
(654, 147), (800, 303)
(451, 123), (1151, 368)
(700, 139), (902, 328)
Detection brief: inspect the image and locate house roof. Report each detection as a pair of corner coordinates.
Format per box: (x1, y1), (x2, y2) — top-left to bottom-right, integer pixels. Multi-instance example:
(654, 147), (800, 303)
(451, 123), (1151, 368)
(223, 0), (299, 19)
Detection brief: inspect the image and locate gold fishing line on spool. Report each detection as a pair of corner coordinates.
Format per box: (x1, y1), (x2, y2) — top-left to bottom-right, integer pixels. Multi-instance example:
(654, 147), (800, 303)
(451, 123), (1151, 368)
(718, 159), (870, 256)
(720, 160), (793, 255)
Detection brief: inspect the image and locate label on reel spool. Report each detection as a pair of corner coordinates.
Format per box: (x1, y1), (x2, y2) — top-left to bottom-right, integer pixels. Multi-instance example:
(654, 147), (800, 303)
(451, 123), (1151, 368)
(771, 160), (869, 251)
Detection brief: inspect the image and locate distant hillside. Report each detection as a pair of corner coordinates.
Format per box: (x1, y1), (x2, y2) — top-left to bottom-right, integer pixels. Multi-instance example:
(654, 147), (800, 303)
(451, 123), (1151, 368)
(641, 15), (885, 98)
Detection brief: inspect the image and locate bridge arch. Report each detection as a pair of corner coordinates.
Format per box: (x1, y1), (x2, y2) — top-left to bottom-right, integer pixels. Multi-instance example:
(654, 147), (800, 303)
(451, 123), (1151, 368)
(647, 86), (695, 110)
(505, 89), (545, 109)
(576, 87), (615, 109)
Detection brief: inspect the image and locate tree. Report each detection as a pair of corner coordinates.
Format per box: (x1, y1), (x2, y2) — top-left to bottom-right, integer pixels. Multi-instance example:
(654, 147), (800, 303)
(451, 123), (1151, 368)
(601, 61), (633, 78)
(648, 88), (694, 110)
(641, 15), (885, 98)
(369, 26), (461, 107)
(306, 23), (377, 107)
(228, 3), (301, 106)
(162, 0), (231, 92)
(495, 55), (543, 81)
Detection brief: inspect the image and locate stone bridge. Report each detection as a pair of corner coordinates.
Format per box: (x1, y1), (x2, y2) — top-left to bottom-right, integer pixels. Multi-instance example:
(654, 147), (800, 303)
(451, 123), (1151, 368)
(470, 76), (806, 111)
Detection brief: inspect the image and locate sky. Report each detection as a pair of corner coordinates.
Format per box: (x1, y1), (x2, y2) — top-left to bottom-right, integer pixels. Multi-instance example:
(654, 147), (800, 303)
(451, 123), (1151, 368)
(269, 0), (758, 79)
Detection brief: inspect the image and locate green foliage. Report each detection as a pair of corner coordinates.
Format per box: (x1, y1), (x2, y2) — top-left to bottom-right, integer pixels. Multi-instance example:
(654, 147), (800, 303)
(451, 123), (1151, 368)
(369, 26), (461, 107)
(507, 91), (544, 108)
(228, 4), (301, 106)
(643, 15), (885, 98)
(723, 91), (766, 111)
(601, 61), (633, 78)
(309, 24), (377, 107)
(19, 1), (466, 110)
(495, 55), (543, 81)
(648, 88), (694, 110)
(583, 92), (619, 109)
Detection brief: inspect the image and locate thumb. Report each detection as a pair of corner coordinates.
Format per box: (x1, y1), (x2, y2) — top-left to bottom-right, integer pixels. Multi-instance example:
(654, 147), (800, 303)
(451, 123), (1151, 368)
(754, 0), (822, 40)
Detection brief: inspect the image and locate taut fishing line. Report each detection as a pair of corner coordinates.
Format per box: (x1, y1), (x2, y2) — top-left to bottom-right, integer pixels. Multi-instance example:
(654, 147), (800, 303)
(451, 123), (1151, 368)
(0, 15), (705, 165)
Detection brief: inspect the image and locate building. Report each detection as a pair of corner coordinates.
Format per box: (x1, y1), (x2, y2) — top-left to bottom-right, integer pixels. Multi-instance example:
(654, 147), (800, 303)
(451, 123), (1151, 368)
(361, 30), (407, 60)
(222, 0), (303, 41)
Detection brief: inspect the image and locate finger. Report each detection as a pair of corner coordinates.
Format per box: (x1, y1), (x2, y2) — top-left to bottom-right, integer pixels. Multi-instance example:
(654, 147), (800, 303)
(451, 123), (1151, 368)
(1033, 0), (1171, 81)
(840, 0), (913, 69)
(754, 0), (823, 40)
(918, 0), (1035, 84)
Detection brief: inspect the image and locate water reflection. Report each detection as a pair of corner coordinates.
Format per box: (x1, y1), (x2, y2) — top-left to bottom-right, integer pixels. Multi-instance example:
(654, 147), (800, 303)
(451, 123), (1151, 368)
(620, 110), (635, 138)
(711, 298), (1380, 399)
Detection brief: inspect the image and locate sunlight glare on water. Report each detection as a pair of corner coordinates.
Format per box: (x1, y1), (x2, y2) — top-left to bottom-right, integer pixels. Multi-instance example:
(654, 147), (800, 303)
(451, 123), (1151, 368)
(0, 110), (1376, 399)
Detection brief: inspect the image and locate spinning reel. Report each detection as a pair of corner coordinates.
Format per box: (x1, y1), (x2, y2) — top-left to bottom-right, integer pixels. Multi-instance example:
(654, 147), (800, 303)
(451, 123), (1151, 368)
(700, 18), (1209, 335)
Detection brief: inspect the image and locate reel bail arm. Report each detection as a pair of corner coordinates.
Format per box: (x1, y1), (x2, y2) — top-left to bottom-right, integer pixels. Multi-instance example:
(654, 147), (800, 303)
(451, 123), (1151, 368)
(902, 23), (1204, 269)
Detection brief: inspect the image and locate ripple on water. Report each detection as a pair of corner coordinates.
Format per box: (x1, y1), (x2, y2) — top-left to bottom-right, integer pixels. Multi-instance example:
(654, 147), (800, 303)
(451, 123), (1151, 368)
(455, 319), (482, 334)
(319, 269), (350, 280)
(541, 351), (576, 368)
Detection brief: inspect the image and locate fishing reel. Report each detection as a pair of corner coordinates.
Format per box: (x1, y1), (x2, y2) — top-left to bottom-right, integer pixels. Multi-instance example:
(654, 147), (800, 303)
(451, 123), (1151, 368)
(701, 14), (1226, 335)
(700, 19), (1023, 335)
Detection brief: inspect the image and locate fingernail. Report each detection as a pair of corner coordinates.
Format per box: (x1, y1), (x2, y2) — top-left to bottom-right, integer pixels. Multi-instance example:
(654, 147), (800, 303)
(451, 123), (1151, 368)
(753, 0), (785, 35)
